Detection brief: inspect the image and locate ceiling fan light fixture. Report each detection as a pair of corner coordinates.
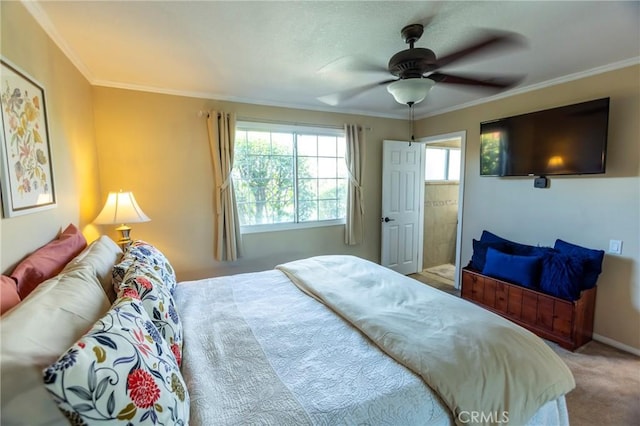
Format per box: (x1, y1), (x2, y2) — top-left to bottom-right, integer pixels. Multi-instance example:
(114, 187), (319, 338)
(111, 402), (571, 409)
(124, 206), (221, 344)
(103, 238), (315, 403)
(387, 78), (435, 105)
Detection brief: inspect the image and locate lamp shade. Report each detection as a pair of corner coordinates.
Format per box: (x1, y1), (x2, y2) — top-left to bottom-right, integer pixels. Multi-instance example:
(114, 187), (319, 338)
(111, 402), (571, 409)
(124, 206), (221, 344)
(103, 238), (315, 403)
(94, 191), (150, 225)
(387, 78), (435, 105)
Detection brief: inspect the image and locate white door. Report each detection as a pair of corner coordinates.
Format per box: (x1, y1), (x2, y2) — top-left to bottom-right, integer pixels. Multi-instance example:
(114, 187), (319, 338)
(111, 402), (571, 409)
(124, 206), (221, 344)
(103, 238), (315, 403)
(381, 140), (425, 275)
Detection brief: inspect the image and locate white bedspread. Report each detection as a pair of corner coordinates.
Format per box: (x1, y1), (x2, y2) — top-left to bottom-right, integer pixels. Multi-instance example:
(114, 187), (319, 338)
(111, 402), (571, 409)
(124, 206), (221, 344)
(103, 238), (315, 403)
(174, 267), (569, 426)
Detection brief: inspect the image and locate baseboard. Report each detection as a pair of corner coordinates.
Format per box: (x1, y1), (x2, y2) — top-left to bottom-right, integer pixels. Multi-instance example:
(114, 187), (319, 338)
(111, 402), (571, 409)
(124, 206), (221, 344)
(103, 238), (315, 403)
(593, 333), (640, 356)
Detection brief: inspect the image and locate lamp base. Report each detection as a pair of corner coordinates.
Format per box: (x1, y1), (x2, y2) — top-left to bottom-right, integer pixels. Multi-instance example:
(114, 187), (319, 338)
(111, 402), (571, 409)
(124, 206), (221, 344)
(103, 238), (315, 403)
(115, 224), (132, 250)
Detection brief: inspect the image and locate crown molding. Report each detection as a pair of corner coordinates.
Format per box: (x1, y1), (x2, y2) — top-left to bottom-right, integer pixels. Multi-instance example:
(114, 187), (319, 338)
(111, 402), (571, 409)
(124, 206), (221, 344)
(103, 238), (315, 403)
(417, 57), (640, 120)
(22, 0), (94, 83)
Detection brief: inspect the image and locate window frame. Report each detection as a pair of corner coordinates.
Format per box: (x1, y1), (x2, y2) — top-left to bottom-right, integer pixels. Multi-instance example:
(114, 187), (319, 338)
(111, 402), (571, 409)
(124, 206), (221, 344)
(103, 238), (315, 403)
(233, 121), (347, 234)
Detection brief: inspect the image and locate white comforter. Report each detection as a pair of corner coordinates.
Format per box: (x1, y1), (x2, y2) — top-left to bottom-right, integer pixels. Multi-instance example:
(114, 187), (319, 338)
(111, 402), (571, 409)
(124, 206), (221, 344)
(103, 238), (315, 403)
(174, 263), (570, 426)
(277, 255), (575, 426)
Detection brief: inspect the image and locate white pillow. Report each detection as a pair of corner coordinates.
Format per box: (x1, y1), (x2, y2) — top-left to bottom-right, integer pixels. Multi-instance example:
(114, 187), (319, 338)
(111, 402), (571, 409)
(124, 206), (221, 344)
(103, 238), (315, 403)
(0, 264), (111, 425)
(63, 235), (123, 302)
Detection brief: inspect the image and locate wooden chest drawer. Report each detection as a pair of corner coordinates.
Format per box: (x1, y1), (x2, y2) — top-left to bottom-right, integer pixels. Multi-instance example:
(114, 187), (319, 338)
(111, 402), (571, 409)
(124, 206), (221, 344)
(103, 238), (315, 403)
(461, 267), (595, 351)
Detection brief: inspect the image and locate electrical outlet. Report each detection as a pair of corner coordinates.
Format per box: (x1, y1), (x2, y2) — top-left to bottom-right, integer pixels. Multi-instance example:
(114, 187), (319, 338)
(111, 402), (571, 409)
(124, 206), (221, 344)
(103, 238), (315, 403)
(608, 240), (623, 255)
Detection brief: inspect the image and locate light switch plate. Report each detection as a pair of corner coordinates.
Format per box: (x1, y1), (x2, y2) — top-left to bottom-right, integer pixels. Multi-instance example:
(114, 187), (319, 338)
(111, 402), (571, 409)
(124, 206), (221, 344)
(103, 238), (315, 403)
(609, 240), (623, 255)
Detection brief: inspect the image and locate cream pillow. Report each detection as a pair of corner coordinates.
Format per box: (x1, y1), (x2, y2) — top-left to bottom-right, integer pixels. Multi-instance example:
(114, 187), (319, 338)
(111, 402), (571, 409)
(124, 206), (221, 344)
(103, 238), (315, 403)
(0, 264), (111, 425)
(63, 235), (123, 302)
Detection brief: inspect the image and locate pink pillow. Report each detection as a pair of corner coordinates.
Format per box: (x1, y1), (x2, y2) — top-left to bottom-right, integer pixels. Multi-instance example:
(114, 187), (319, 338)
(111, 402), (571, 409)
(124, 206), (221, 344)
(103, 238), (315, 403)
(11, 224), (87, 299)
(1, 275), (21, 315)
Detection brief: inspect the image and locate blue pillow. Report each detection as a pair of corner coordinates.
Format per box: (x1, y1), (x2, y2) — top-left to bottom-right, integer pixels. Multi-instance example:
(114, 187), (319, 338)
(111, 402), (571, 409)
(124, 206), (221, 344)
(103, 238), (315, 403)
(480, 230), (511, 245)
(480, 230), (537, 256)
(482, 247), (542, 289)
(470, 239), (511, 271)
(539, 251), (584, 301)
(554, 239), (605, 289)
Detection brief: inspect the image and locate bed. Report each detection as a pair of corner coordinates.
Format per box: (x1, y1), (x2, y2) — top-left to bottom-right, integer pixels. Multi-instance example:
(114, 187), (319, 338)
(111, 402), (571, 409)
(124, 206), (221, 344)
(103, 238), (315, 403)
(1, 236), (574, 426)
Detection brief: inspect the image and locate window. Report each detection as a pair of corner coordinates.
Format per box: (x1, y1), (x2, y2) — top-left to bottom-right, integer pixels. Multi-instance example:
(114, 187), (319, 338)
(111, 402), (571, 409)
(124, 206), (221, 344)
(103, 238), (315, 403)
(425, 146), (460, 181)
(232, 122), (347, 232)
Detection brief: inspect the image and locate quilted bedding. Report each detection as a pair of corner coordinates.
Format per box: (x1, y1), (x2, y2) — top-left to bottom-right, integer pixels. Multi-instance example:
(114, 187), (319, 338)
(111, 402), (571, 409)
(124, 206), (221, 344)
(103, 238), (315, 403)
(277, 256), (575, 426)
(174, 262), (570, 426)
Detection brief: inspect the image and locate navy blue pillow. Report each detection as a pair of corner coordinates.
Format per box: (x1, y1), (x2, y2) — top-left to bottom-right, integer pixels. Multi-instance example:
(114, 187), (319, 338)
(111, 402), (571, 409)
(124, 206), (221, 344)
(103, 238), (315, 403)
(554, 239), (605, 289)
(482, 247), (542, 289)
(539, 251), (584, 301)
(480, 230), (511, 245)
(471, 239), (511, 271)
(480, 230), (537, 256)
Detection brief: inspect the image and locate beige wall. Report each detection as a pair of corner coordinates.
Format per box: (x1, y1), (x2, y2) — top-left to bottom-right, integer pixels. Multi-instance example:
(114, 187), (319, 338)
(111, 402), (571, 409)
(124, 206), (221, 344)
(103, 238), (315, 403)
(416, 65), (640, 351)
(0, 2), (100, 273)
(92, 87), (408, 280)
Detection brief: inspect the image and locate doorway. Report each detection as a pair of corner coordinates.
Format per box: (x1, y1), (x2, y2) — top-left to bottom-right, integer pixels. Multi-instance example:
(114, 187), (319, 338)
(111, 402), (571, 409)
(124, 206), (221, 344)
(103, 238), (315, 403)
(418, 131), (465, 289)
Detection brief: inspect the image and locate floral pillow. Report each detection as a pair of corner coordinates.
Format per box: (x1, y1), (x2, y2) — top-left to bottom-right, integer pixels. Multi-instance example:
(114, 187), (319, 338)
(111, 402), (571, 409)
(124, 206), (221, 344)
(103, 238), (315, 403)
(127, 240), (177, 294)
(42, 297), (189, 425)
(119, 264), (183, 366)
(112, 240), (176, 295)
(112, 256), (134, 291)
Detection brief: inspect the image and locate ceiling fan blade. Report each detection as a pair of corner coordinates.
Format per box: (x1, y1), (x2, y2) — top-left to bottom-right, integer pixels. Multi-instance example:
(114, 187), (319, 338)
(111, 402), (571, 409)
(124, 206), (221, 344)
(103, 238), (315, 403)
(317, 55), (388, 74)
(317, 80), (391, 106)
(433, 31), (526, 70)
(377, 78), (398, 86)
(428, 72), (523, 89)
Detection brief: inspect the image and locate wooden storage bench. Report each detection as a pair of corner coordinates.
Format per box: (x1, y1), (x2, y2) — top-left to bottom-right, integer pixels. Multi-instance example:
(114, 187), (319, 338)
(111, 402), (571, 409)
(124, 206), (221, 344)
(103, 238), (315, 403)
(461, 267), (596, 351)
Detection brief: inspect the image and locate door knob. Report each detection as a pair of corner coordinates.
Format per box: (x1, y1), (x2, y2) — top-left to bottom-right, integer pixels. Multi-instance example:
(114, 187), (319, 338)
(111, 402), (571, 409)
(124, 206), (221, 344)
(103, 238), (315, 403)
(382, 217), (395, 223)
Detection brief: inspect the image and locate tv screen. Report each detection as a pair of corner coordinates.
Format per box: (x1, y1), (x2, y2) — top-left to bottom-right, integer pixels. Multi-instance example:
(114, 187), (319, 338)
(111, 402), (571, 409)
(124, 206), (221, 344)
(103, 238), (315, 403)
(480, 98), (610, 176)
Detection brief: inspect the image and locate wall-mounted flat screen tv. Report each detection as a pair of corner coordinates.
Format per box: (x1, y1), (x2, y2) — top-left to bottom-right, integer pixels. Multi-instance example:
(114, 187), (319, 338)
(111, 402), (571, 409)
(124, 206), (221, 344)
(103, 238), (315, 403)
(480, 98), (610, 176)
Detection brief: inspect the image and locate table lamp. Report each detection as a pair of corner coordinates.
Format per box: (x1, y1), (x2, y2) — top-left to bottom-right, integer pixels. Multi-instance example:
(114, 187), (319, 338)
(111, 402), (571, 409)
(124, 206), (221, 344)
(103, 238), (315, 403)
(94, 191), (150, 249)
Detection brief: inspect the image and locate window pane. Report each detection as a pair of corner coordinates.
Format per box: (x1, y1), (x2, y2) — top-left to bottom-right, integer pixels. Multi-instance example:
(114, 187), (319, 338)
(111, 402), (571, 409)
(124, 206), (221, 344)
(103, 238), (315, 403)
(298, 178), (318, 199)
(337, 157), (347, 178)
(298, 156), (318, 178)
(299, 199), (318, 222)
(298, 134), (317, 156)
(318, 178), (337, 199)
(337, 137), (346, 157)
(317, 157), (337, 178)
(448, 149), (461, 180)
(235, 130), (248, 155)
(271, 132), (293, 155)
(425, 147), (447, 180)
(318, 136), (337, 157)
(246, 131), (271, 154)
(319, 199), (338, 220)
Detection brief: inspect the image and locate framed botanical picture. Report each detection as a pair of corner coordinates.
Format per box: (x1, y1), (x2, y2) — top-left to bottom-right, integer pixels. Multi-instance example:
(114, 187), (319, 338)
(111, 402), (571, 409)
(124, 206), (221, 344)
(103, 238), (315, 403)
(0, 58), (56, 217)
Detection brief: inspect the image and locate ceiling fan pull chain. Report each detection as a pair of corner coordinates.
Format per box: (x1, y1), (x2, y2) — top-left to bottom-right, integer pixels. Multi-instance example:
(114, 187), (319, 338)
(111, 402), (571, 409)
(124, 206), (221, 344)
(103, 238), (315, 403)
(408, 102), (415, 146)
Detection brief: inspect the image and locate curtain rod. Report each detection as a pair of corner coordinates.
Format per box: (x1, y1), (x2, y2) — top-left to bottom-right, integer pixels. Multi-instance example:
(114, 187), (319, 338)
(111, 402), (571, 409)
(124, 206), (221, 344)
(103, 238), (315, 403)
(198, 111), (371, 131)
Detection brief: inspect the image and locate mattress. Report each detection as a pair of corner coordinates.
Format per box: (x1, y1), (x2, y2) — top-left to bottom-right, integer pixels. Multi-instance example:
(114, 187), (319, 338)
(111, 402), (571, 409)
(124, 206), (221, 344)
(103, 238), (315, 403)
(174, 269), (569, 425)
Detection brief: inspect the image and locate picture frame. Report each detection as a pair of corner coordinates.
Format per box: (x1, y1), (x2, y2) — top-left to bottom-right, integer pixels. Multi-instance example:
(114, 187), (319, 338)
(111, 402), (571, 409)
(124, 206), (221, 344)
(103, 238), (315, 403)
(0, 58), (56, 217)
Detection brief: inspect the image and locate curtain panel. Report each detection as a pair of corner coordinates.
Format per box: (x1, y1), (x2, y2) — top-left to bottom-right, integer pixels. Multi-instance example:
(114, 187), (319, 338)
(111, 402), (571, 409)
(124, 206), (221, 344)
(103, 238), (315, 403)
(344, 124), (365, 245)
(207, 111), (242, 261)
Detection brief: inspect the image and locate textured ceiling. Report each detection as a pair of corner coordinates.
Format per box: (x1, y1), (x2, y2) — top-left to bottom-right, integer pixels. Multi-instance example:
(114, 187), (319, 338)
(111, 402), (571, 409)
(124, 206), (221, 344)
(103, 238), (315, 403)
(26, 1), (640, 119)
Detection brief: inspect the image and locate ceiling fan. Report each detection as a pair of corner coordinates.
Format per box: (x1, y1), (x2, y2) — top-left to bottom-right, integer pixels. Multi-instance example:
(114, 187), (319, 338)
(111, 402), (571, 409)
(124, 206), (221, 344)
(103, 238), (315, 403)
(319, 22), (525, 107)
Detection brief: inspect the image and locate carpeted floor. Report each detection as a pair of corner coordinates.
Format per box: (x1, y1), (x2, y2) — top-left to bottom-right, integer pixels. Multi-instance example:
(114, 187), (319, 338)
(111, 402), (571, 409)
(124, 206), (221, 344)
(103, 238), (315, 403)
(410, 270), (460, 296)
(424, 263), (456, 282)
(549, 340), (640, 425)
(409, 274), (640, 425)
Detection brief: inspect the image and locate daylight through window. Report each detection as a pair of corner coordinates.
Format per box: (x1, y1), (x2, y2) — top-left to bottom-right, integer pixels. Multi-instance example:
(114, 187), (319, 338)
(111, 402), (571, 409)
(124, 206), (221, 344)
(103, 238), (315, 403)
(425, 146), (461, 181)
(232, 122), (347, 231)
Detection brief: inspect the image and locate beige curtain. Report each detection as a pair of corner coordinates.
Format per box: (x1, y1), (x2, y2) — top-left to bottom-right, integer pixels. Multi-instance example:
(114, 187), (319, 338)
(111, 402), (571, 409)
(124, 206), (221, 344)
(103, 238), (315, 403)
(207, 111), (242, 261)
(344, 124), (365, 245)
